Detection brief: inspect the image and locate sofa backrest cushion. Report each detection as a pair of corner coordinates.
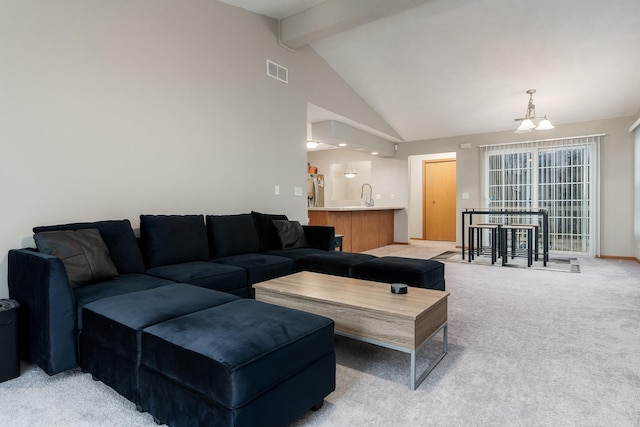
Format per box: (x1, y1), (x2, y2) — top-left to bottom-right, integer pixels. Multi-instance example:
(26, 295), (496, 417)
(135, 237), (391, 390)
(34, 229), (119, 288)
(140, 215), (209, 268)
(251, 211), (289, 252)
(33, 219), (145, 274)
(206, 214), (260, 258)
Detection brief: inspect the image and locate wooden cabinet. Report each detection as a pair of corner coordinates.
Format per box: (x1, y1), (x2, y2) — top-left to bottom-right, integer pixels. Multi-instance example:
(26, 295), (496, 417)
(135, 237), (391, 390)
(308, 209), (395, 252)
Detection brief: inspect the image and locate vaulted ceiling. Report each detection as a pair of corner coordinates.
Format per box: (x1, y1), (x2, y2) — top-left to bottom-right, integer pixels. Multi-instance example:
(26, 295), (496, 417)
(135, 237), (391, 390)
(219, 0), (640, 142)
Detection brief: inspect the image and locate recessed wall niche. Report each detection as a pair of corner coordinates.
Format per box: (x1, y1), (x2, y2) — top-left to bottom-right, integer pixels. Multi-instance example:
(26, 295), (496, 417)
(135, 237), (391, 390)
(330, 161), (371, 201)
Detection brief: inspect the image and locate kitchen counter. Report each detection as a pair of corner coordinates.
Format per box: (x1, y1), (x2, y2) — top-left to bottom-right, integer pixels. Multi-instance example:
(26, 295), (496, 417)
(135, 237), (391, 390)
(308, 206), (404, 252)
(308, 206), (404, 211)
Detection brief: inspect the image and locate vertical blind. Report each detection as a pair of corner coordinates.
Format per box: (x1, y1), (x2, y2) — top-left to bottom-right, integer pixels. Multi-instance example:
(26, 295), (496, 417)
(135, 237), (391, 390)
(481, 135), (601, 256)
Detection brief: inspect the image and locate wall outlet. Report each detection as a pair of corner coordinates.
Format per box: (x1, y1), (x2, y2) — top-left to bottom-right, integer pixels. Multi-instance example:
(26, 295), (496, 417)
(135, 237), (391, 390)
(391, 194), (395, 200)
(294, 186), (303, 196)
(274, 185), (280, 195)
(375, 194), (381, 200)
(462, 192), (470, 199)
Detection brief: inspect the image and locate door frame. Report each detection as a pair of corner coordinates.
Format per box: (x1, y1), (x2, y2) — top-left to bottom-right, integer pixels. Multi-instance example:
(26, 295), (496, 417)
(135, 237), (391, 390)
(422, 158), (456, 240)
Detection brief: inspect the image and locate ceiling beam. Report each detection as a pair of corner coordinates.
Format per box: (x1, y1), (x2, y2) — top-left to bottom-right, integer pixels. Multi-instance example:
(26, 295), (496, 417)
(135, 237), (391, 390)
(280, 0), (431, 49)
(312, 120), (396, 157)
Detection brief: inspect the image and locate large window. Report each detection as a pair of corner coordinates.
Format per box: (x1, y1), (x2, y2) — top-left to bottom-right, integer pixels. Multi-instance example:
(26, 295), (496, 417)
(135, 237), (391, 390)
(482, 136), (600, 256)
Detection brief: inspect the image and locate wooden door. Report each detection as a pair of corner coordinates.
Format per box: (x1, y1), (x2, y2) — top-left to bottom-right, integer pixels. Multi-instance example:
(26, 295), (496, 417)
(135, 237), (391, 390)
(423, 159), (456, 241)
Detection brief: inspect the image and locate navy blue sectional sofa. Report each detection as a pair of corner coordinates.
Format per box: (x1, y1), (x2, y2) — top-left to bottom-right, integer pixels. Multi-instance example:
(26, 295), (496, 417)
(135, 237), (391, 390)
(8, 212), (340, 427)
(7, 211), (445, 427)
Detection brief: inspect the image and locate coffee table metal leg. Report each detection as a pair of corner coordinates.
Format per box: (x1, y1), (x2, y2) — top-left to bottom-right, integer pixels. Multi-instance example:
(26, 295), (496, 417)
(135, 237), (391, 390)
(337, 321), (448, 390)
(410, 322), (448, 390)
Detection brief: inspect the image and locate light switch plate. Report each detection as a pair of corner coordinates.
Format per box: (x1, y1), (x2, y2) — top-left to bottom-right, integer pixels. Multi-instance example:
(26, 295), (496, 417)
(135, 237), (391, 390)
(274, 185), (280, 195)
(462, 192), (469, 199)
(294, 186), (303, 196)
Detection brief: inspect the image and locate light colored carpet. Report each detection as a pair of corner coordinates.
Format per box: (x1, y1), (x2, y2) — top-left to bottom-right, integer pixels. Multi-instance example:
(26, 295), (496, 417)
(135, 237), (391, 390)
(1, 252), (639, 426)
(433, 250), (580, 273)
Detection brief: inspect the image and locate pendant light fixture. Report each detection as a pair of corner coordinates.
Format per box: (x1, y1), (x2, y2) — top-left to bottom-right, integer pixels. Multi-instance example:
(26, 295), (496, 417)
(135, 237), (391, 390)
(344, 162), (357, 178)
(514, 89), (554, 134)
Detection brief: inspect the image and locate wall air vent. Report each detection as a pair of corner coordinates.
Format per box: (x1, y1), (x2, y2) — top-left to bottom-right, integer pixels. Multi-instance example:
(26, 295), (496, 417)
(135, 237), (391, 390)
(266, 59), (288, 84)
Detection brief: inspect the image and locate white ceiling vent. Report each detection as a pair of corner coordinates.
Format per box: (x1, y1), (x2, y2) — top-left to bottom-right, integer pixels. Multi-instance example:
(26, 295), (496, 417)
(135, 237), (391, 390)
(266, 59), (288, 84)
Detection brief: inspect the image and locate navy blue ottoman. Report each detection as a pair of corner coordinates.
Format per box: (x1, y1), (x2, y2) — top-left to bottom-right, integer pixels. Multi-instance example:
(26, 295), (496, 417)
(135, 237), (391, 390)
(138, 299), (336, 427)
(79, 284), (239, 404)
(297, 251), (377, 277)
(352, 256), (446, 290)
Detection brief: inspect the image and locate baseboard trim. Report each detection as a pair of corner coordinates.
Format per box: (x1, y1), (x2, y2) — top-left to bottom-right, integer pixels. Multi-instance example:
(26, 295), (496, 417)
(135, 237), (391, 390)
(597, 255), (639, 262)
(393, 241), (410, 245)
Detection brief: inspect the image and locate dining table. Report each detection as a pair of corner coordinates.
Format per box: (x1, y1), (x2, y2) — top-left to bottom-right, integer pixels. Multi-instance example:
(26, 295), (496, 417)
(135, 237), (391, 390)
(461, 207), (549, 266)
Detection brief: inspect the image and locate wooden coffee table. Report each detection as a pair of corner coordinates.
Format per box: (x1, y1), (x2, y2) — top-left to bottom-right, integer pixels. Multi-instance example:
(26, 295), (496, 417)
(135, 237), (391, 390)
(253, 271), (449, 390)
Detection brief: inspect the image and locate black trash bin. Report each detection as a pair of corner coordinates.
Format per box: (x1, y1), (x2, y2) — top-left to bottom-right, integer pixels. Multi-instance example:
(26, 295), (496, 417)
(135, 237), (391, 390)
(0, 299), (20, 382)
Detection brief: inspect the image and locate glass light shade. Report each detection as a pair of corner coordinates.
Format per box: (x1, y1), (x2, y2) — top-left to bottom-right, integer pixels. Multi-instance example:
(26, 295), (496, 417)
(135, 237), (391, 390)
(515, 120), (534, 134)
(306, 141), (319, 149)
(344, 162), (357, 178)
(536, 117), (554, 130)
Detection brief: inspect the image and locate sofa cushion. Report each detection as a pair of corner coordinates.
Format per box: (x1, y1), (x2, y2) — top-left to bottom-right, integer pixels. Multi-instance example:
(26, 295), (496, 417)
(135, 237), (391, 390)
(302, 225), (335, 251)
(145, 261), (247, 296)
(33, 219), (145, 274)
(73, 273), (175, 330)
(272, 220), (309, 249)
(251, 211), (288, 252)
(265, 247), (329, 263)
(297, 252), (377, 277)
(140, 299), (335, 408)
(206, 214), (260, 258)
(351, 256), (446, 291)
(34, 229), (118, 288)
(140, 215), (209, 268)
(213, 253), (295, 285)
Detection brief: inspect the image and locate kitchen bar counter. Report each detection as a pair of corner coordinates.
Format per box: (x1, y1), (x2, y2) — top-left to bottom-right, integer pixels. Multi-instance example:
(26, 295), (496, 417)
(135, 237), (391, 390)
(308, 206), (404, 252)
(308, 206), (404, 211)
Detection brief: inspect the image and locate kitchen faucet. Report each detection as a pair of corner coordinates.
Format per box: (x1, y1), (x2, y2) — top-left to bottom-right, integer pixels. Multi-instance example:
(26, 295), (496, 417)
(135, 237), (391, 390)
(360, 183), (374, 207)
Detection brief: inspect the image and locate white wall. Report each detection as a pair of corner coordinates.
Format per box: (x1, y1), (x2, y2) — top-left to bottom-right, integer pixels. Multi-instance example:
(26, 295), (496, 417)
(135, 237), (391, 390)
(0, 0), (395, 298)
(633, 113), (640, 261)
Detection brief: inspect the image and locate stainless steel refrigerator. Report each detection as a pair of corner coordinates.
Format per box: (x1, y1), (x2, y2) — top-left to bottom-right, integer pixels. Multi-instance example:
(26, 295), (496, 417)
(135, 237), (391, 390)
(307, 174), (324, 207)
